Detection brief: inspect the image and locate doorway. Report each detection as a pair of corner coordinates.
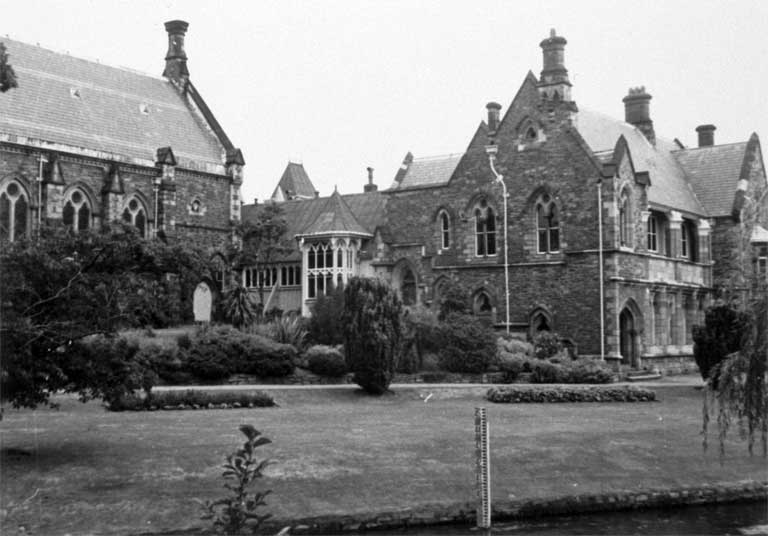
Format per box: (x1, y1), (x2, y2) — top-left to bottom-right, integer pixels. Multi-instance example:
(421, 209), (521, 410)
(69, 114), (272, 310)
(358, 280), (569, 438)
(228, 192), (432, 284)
(619, 307), (638, 368)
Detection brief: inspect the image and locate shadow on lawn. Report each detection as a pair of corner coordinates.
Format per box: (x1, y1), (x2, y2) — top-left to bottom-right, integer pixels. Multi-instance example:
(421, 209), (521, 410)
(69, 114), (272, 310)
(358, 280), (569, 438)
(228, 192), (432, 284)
(1, 440), (101, 468)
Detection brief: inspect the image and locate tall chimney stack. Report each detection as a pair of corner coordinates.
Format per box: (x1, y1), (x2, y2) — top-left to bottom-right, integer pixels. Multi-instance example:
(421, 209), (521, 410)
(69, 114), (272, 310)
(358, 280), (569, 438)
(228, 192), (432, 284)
(695, 124), (716, 147)
(364, 167), (378, 192)
(623, 87), (655, 145)
(538, 29), (571, 101)
(163, 20), (189, 84)
(486, 102), (501, 134)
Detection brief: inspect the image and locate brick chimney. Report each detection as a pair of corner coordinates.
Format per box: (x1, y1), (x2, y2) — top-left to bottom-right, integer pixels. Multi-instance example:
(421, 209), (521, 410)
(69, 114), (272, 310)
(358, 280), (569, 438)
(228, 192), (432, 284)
(538, 29), (571, 101)
(163, 20), (189, 84)
(486, 102), (501, 133)
(695, 124), (716, 147)
(623, 87), (655, 145)
(364, 167), (378, 192)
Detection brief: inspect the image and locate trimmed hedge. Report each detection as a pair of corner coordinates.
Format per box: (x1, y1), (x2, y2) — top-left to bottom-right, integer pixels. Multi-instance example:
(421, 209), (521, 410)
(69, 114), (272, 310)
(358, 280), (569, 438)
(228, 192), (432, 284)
(497, 352), (614, 384)
(305, 345), (347, 377)
(437, 313), (496, 373)
(108, 389), (275, 411)
(486, 385), (656, 403)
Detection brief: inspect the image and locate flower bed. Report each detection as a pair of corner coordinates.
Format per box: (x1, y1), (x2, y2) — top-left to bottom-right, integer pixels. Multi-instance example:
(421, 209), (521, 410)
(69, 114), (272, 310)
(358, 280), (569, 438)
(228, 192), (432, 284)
(107, 389), (275, 411)
(486, 385), (656, 403)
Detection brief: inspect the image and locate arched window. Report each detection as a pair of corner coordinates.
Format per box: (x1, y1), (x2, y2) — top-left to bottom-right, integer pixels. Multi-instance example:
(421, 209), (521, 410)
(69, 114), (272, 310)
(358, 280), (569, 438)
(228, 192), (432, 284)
(475, 200), (496, 256)
(531, 311), (551, 332)
(63, 189), (91, 232)
(401, 268), (416, 306)
(122, 197), (147, 237)
(0, 180), (29, 242)
(473, 291), (494, 326)
(536, 194), (560, 253)
(619, 189), (632, 247)
(647, 214), (658, 252)
(438, 210), (450, 249)
(525, 127), (537, 141)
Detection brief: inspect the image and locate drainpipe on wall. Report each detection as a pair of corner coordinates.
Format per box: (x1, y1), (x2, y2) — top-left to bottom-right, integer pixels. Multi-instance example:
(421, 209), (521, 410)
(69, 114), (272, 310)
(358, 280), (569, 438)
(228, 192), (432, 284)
(597, 179), (605, 361)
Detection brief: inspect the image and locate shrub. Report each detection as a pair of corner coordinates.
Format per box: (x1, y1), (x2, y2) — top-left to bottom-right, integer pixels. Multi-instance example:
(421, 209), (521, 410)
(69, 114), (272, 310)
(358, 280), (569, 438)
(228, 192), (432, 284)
(306, 345), (347, 377)
(223, 283), (257, 329)
(561, 359), (614, 384)
(436, 279), (470, 320)
(268, 314), (308, 351)
(309, 284), (345, 345)
(176, 333), (192, 350)
(343, 277), (404, 394)
(420, 353), (441, 372)
(497, 351), (528, 381)
(401, 305), (442, 373)
(486, 385), (656, 403)
(108, 389), (275, 411)
(437, 313), (497, 373)
(692, 304), (750, 386)
(532, 331), (564, 359)
(234, 335), (296, 377)
(497, 336), (533, 357)
(530, 359), (564, 383)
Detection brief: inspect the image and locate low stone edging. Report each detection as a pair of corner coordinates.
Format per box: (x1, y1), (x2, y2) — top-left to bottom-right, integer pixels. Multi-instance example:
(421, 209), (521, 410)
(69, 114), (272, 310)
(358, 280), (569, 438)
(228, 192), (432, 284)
(257, 480), (767, 535)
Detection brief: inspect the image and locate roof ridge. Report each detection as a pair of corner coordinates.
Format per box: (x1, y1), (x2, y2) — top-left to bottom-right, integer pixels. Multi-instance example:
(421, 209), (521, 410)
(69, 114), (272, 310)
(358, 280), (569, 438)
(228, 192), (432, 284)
(672, 140), (749, 153)
(411, 152), (464, 162)
(3, 37), (167, 82)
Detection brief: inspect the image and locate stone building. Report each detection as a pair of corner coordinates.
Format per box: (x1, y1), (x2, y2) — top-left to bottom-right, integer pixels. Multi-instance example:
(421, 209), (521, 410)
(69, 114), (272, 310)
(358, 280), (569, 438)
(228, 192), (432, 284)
(245, 30), (766, 372)
(0, 21), (244, 257)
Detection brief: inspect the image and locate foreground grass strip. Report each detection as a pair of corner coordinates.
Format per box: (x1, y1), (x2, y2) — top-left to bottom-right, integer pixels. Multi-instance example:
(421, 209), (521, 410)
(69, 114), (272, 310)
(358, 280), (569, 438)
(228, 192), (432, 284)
(108, 389), (275, 411)
(486, 385), (656, 403)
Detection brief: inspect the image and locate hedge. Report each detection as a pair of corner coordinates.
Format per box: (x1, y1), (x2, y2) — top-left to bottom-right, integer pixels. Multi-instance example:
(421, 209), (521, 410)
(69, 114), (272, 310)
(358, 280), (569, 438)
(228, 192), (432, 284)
(486, 385), (656, 403)
(108, 389), (275, 411)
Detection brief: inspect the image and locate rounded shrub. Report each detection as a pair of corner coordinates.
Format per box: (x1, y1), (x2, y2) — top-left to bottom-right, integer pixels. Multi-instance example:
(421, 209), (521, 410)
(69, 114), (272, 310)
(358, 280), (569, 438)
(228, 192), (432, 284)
(437, 313), (497, 373)
(532, 331), (563, 359)
(306, 345), (347, 377)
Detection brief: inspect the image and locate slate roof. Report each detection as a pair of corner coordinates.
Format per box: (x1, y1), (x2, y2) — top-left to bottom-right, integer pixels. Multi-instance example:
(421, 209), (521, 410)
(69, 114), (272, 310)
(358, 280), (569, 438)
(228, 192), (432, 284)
(574, 109), (707, 216)
(271, 162), (317, 200)
(388, 153), (464, 190)
(241, 192), (387, 261)
(297, 190), (371, 238)
(673, 142), (748, 217)
(0, 38), (226, 169)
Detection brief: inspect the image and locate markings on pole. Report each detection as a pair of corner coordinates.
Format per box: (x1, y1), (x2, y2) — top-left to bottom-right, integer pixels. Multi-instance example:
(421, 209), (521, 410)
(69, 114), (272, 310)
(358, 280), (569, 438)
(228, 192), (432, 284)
(475, 407), (491, 529)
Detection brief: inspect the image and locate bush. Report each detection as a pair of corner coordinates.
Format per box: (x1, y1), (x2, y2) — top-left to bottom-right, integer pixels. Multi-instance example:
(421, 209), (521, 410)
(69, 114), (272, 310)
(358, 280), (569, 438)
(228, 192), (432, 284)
(309, 284), (346, 345)
(497, 336), (533, 357)
(343, 277), (404, 394)
(532, 331), (564, 359)
(497, 351), (528, 381)
(486, 385), (656, 403)
(401, 306), (442, 373)
(561, 359), (614, 384)
(530, 359), (564, 383)
(436, 279), (471, 320)
(233, 335), (296, 378)
(692, 304), (750, 386)
(223, 283), (257, 329)
(306, 345), (347, 377)
(437, 313), (497, 373)
(268, 314), (308, 351)
(108, 389), (275, 411)
(176, 333), (192, 350)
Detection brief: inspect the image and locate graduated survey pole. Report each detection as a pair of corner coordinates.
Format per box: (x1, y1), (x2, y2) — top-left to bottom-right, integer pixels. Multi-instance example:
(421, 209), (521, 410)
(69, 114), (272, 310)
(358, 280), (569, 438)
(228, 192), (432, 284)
(485, 144), (510, 334)
(475, 407), (491, 529)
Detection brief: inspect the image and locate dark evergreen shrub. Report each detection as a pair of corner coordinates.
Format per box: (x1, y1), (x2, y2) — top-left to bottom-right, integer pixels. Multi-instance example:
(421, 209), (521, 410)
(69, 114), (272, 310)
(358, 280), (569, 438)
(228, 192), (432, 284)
(437, 313), (497, 373)
(532, 331), (563, 359)
(692, 304), (750, 385)
(309, 284), (345, 345)
(306, 345), (347, 377)
(437, 279), (471, 320)
(176, 333), (192, 350)
(342, 277), (404, 394)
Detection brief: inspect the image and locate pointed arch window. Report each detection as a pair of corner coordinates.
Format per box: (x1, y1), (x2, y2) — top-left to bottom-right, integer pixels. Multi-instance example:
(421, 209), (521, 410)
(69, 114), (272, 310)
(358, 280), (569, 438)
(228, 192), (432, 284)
(122, 197), (147, 237)
(619, 189), (632, 247)
(0, 181), (30, 242)
(647, 214), (658, 252)
(438, 210), (450, 249)
(63, 189), (92, 232)
(536, 194), (560, 253)
(475, 200), (496, 256)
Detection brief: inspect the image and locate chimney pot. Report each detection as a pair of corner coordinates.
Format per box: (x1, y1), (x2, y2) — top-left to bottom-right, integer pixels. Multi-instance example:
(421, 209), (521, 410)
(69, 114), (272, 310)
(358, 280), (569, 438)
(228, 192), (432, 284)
(163, 20), (190, 82)
(486, 102), (501, 133)
(695, 124), (716, 147)
(538, 29), (571, 101)
(364, 167), (378, 192)
(623, 87), (655, 144)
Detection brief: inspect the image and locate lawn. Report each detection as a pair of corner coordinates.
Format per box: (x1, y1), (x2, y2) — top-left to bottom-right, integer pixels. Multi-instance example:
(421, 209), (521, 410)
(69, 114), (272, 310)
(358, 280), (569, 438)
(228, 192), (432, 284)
(1, 384), (766, 535)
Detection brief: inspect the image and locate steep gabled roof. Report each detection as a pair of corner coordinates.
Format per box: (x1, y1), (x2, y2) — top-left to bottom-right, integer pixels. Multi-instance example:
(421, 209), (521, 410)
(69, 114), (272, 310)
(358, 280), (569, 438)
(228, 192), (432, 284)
(574, 108), (707, 216)
(388, 153), (464, 190)
(271, 162), (317, 201)
(297, 189), (371, 238)
(673, 142), (750, 217)
(0, 38), (227, 171)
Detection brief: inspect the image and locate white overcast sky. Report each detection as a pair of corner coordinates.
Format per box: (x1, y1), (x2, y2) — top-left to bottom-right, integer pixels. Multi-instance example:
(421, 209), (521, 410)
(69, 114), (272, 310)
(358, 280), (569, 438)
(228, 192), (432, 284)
(4, 0), (768, 204)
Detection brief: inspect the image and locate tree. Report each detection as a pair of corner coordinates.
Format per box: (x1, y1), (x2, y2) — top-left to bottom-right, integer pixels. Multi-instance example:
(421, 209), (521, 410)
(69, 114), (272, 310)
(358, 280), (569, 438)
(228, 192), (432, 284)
(342, 277), (404, 394)
(692, 305), (750, 386)
(0, 223), (211, 409)
(308, 283), (345, 345)
(702, 183), (768, 457)
(235, 203), (293, 312)
(0, 42), (18, 92)
(436, 277), (470, 320)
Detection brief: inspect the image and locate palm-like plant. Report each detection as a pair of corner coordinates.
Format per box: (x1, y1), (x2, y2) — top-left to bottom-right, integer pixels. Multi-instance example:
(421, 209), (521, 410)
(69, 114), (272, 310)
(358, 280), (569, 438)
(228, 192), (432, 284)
(223, 283), (256, 329)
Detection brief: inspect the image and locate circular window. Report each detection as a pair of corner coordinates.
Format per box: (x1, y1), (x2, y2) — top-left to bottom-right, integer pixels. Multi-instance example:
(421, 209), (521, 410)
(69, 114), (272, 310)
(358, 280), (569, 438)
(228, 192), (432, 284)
(129, 199), (138, 211)
(72, 191), (83, 203)
(7, 183), (19, 196)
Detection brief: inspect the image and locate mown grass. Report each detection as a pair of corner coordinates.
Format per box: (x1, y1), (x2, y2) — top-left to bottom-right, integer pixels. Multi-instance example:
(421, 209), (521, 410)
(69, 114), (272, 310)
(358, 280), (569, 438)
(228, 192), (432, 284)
(1, 384), (766, 536)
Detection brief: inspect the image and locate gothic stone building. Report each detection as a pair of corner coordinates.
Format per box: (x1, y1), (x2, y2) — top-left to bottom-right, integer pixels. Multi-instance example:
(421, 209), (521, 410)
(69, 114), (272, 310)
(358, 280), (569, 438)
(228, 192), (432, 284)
(0, 21), (244, 256)
(245, 30), (766, 373)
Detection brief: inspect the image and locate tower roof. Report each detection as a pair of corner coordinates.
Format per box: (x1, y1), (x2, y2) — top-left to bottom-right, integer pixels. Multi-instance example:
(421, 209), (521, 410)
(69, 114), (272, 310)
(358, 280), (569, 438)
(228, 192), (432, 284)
(296, 189), (372, 238)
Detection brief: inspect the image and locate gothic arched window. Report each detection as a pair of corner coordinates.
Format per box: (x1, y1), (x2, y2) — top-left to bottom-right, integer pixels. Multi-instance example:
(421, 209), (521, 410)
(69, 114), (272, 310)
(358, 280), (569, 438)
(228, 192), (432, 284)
(619, 188), (632, 247)
(475, 200), (496, 256)
(0, 181), (30, 242)
(122, 196), (147, 237)
(438, 210), (450, 249)
(536, 194), (560, 253)
(63, 189), (92, 232)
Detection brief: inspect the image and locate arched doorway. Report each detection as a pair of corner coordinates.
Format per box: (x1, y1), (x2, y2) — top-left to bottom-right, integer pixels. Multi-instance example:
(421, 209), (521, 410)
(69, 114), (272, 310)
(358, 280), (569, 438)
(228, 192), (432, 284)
(619, 308), (638, 368)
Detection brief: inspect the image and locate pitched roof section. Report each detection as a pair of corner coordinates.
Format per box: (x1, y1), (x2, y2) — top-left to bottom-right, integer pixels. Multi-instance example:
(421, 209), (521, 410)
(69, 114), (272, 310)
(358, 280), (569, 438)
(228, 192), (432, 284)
(574, 108), (706, 216)
(297, 190), (372, 238)
(673, 142), (749, 217)
(388, 153), (464, 190)
(271, 162), (317, 201)
(0, 38), (226, 171)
